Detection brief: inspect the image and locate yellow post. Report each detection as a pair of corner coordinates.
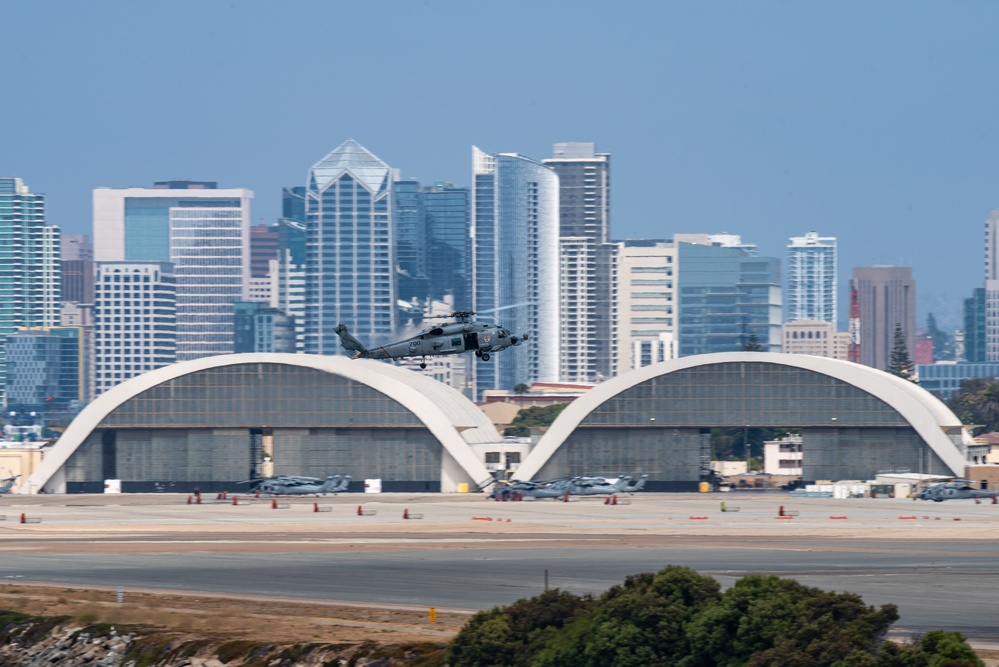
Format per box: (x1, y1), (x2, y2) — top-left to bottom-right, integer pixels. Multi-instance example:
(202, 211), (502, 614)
(429, 607), (437, 623)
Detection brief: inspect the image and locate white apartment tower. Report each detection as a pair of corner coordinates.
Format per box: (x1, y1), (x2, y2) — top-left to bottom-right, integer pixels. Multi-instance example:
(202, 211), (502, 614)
(93, 262), (176, 395)
(786, 231), (837, 324)
(543, 143), (611, 383)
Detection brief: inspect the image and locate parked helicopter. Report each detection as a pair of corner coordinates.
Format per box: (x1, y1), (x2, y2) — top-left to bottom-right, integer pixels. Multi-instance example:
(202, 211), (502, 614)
(335, 310), (528, 369)
(915, 480), (999, 502)
(240, 474), (351, 496)
(0, 475), (19, 494)
(489, 475), (647, 500)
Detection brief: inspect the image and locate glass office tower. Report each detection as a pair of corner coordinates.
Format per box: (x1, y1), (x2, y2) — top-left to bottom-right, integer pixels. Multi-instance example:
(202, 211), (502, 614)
(423, 183), (471, 310)
(305, 140), (395, 354)
(472, 147), (559, 394)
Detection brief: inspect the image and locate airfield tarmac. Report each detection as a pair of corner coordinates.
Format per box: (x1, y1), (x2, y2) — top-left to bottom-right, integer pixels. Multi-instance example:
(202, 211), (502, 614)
(1, 491), (999, 645)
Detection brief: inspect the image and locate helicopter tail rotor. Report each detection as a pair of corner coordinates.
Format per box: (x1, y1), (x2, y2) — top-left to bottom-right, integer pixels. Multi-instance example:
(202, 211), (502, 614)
(334, 323), (368, 354)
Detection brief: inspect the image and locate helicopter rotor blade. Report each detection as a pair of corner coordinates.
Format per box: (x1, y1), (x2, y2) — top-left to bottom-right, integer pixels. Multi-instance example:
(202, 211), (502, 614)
(476, 301), (534, 316)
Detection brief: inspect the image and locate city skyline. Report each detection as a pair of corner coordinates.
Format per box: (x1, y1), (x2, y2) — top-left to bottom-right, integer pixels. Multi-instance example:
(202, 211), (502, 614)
(3, 1), (997, 331)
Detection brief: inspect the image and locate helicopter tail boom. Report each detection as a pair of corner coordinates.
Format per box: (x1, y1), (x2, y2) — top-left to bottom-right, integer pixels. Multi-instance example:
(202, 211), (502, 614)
(334, 324), (367, 355)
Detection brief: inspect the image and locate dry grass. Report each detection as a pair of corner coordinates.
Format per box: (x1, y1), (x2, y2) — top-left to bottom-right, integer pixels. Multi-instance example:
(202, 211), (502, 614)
(0, 585), (461, 646)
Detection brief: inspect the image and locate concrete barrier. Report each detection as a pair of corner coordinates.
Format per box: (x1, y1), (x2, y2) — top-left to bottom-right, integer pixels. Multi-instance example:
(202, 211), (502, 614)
(19, 513), (41, 524)
(357, 505), (377, 516)
(403, 509), (424, 520)
(313, 503), (332, 513)
(271, 499), (290, 509)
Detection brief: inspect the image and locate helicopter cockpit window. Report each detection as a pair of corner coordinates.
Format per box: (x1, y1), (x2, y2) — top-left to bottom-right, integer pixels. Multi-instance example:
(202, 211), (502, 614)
(498, 330), (507, 338)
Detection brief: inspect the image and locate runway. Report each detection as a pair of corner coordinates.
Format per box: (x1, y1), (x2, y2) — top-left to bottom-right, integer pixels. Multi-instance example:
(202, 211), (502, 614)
(2, 541), (998, 640)
(2, 492), (999, 642)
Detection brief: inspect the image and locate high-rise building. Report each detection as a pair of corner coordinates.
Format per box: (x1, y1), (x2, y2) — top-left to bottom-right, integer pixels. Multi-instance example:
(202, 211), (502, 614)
(305, 140), (396, 354)
(676, 238), (782, 357)
(0, 178), (61, 404)
(964, 287), (986, 362)
(786, 231), (837, 324)
(62, 235), (93, 261)
(393, 180), (428, 303)
(92, 182), (252, 361)
(4, 327), (84, 410)
(985, 210), (999, 281)
(849, 266), (916, 371)
(249, 224), (279, 278)
(277, 217), (306, 352)
(93, 262), (176, 395)
(611, 239), (681, 375)
(233, 301), (296, 353)
(61, 233), (95, 305)
(542, 142), (610, 242)
(544, 143), (612, 384)
(423, 183), (471, 311)
(472, 147), (560, 394)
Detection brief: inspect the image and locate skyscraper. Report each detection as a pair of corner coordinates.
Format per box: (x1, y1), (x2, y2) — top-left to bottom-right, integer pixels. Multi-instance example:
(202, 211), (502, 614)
(394, 179), (428, 303)
(964, 287), (986, 362)
(0, 178), (61, 404)
(423, 183), (471, 310)
(985, 210), (999, 281)
(92, 182), (252, 361)
(849, 266), (916, 371)
(544, 143), (612, 383)
(786, 231), (837, 324)
(676, 239), (782, 357)
(472, 147), (559, 393)
(542, 142), (610, 242)
(305, 139), (395, 354)
(61, 234), (95, 305)
(93, 262), (176, 395)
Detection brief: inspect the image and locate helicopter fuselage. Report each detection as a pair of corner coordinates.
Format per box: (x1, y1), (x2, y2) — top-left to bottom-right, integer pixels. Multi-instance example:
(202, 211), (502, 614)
(335, 315), (527, 365)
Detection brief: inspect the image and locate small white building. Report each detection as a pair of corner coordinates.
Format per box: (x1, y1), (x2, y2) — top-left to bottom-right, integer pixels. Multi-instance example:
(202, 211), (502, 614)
(764, 435), (803, 476)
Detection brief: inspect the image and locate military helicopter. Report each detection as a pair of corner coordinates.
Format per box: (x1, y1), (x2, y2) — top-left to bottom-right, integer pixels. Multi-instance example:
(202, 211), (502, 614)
(0, 475), (19, 495)
(240, 474), (351, 496)
(915, 480), (999, 502)
(335, 310), (528, 369)
(489, 475), (648, 500)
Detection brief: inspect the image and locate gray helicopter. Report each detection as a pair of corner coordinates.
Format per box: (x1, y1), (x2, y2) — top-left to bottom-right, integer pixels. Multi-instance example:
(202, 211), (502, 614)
(915, 481), (999, 502)
(335, 310), (528, 369)
(490, 475), (647, 500)
(566, 475), (648, 496)
(243, 474), (351, 496)
(0, 475), (19, 494)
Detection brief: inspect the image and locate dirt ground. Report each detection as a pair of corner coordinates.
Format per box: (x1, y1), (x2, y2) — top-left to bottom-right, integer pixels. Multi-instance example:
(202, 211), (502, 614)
(0, 583), (464, 645)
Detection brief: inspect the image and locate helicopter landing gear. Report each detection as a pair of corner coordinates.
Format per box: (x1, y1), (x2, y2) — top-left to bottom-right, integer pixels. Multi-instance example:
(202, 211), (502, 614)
(481, 353), (490, 361)
(420, 357), (427, 370)
(475, 350), (482, 357)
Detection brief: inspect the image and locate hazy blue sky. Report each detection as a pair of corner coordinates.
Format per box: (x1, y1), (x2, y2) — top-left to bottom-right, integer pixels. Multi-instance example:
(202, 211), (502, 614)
(3, 1), (998, 328)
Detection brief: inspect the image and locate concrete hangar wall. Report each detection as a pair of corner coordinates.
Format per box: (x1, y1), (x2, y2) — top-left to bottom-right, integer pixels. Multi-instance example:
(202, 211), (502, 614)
(24, 355), (496, 494)
(518, 353), (970, 490)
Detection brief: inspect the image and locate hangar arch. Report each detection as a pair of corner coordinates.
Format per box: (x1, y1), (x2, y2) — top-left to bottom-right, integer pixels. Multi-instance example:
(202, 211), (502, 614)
(25, 354), (495, 494)
(518, 353), (969, 489)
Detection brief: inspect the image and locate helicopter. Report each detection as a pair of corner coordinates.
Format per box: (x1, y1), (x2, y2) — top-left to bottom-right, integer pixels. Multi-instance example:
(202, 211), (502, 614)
(335, 310), (528, 369)
(240, 474), (351, 496)
(489, 475), (648, 500)
(0, 475), (19, 495)
(915, 480), (999, 502)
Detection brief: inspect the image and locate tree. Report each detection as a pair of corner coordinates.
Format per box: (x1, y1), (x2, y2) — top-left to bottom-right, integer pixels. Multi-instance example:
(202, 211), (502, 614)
(448, 589), (593, 667)
(447, 566), (984, 667)
(743, 333), (765, 351)
(513, 383), (530, 395)
(503, 403), (569, 437)
(888, 323), (916, 382)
